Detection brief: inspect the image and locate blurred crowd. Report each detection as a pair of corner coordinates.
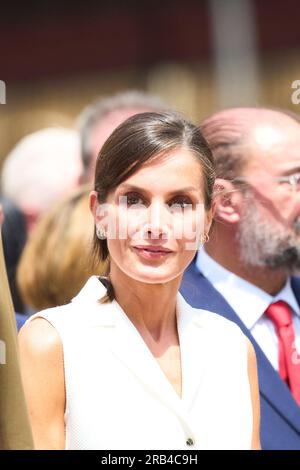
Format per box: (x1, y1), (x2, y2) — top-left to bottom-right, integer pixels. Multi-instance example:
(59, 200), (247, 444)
(1, 89), (300, 449)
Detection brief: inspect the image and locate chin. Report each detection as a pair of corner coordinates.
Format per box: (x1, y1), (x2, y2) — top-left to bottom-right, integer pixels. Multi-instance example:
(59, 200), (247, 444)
(127, 267), (182, 285)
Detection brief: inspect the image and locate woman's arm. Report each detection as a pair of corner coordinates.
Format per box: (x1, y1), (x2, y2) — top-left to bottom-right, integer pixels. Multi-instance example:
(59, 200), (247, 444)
(246, 338), (261, 450)
(18, 318), (65, 449)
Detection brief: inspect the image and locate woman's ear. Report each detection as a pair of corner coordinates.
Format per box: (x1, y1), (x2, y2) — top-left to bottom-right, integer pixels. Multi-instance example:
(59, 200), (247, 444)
(89, 191), (99, 220)
(213, 178), (243, 224)
(89, 191), (110, 234)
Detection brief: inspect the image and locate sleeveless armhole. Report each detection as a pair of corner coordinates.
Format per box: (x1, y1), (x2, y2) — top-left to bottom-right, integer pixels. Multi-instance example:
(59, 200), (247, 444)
(26, 312), (69, 446)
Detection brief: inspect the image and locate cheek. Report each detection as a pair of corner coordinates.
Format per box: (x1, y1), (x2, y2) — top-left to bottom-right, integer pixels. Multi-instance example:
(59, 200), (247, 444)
(106, 235), (134, 273)
(173, 208), (205, 242)
(105, 206), (134, 240)
(256, 191), (294, 223)
(106, 207), (145, 256)
(111, 206), (148, 240)
(127, 208), (147, 238)
(255, 185), (290, 212)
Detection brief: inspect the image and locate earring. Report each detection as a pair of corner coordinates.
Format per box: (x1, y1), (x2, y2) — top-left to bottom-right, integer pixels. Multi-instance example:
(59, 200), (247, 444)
(96, 226), (107, 240)
(200, 233), (210, 244)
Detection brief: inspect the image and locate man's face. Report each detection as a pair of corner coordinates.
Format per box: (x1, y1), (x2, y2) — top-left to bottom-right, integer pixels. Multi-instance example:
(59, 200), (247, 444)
(236, 121), (300, 272)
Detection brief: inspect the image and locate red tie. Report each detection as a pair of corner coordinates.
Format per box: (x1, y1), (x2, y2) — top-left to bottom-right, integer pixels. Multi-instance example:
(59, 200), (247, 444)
(265, 300), (300, 405)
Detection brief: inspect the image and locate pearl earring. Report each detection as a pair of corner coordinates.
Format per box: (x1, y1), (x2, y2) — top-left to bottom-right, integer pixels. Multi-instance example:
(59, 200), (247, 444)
(96, 226), (107, 240)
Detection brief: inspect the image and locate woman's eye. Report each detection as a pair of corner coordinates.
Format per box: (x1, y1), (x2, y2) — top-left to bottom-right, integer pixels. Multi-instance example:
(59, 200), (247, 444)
(125, 193), (145, 206)
(169, 197), (193, 210)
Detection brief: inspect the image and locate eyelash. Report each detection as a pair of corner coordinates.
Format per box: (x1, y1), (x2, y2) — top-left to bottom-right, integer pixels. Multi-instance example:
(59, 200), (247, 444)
(123, 192), (194, 209)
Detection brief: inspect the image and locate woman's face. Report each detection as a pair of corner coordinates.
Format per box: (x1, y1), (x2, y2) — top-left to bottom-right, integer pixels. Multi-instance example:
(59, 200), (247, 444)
(92, 149), (213, 284)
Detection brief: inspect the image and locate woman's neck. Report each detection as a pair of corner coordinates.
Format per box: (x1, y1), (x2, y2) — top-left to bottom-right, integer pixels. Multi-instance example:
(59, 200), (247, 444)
(109, 265), (181, 342)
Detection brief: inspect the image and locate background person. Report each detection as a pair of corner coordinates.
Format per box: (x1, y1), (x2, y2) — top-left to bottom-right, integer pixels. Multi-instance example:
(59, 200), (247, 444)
(17, 185), (106, 312)
(1, 128), (82, 231)
(77, 90), (168, 182)
(181, 107), (300, 449)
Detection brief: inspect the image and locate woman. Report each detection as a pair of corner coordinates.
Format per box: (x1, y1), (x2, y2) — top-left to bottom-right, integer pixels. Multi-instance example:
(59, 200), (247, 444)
(17, 185), (108, 312)
(19, 111), (260, 450)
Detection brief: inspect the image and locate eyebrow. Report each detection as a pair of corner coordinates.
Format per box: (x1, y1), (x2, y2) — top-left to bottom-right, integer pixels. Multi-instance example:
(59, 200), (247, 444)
(280, 167), (300, 176)
(117, 183), (200, 197)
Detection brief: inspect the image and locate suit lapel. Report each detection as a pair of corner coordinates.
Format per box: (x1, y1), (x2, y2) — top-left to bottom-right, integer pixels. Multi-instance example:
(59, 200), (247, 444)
(109, 299), (182, 407)
(109, 296), (209, 431)
(176, 293), (211, 408)
(291, 276), (300, 306)
(181, 260), (300, 434)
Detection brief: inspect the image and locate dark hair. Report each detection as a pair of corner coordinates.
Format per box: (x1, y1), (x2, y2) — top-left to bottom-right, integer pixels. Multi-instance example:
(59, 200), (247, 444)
(93, 111), (215, 301)
(77, 90), (167, 181)
(0, 196), (27, 313)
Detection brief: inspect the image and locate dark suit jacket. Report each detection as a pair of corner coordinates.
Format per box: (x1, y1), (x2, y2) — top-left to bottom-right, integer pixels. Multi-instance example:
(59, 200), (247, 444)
(15, 313), (28, 331)
(181, 258), (300, 449)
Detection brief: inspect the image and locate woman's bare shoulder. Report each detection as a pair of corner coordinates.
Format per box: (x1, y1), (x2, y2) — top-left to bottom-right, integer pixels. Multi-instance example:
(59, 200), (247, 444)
(19, 317), (62, 360)
(19, 318), (66, 450)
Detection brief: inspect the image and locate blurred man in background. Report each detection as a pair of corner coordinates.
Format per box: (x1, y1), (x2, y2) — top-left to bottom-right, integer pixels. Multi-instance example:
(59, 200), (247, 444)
(181, 107), (300, 449)
(77, 90), (168, 183)
(1, 127), (82, 231)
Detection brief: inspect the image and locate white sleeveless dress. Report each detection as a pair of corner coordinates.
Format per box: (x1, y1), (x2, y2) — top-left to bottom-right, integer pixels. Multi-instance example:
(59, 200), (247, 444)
(26, 276), (253, 450)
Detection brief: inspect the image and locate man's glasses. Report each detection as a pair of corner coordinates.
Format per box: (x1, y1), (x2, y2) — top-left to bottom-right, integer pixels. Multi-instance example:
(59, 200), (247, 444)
(232, 172), (300, 193)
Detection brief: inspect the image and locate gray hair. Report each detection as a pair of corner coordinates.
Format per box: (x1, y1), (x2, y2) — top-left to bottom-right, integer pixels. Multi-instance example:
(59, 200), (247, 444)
(77, 90), (168, 180)
(1, 128), (82, 217)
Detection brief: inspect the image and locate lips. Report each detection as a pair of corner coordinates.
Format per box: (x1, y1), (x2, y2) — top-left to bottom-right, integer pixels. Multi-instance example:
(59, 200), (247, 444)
(133, 245), (173, 253)
(132, 245), (173, 259)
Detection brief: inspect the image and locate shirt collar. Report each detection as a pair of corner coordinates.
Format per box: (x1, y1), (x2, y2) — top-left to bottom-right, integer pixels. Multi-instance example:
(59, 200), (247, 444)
(196, 249), (300, 330)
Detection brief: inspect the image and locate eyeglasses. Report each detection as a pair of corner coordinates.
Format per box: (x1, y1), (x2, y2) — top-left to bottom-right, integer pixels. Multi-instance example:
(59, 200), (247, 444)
(233, 172), (300, 192)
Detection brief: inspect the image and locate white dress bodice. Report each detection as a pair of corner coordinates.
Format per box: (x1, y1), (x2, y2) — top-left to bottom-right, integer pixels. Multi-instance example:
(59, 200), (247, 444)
(27, 276), (253, 450)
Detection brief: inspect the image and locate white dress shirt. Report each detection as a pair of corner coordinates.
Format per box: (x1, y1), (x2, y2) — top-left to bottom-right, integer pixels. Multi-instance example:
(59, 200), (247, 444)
(196, 249), (300, 371)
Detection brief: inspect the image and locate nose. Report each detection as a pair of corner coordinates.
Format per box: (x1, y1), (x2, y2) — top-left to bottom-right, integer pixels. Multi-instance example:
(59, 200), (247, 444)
(143, 201), (170, 240)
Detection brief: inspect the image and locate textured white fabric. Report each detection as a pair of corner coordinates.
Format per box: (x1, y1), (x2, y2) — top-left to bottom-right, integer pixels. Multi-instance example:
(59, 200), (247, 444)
(27, 276), (253, 450)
